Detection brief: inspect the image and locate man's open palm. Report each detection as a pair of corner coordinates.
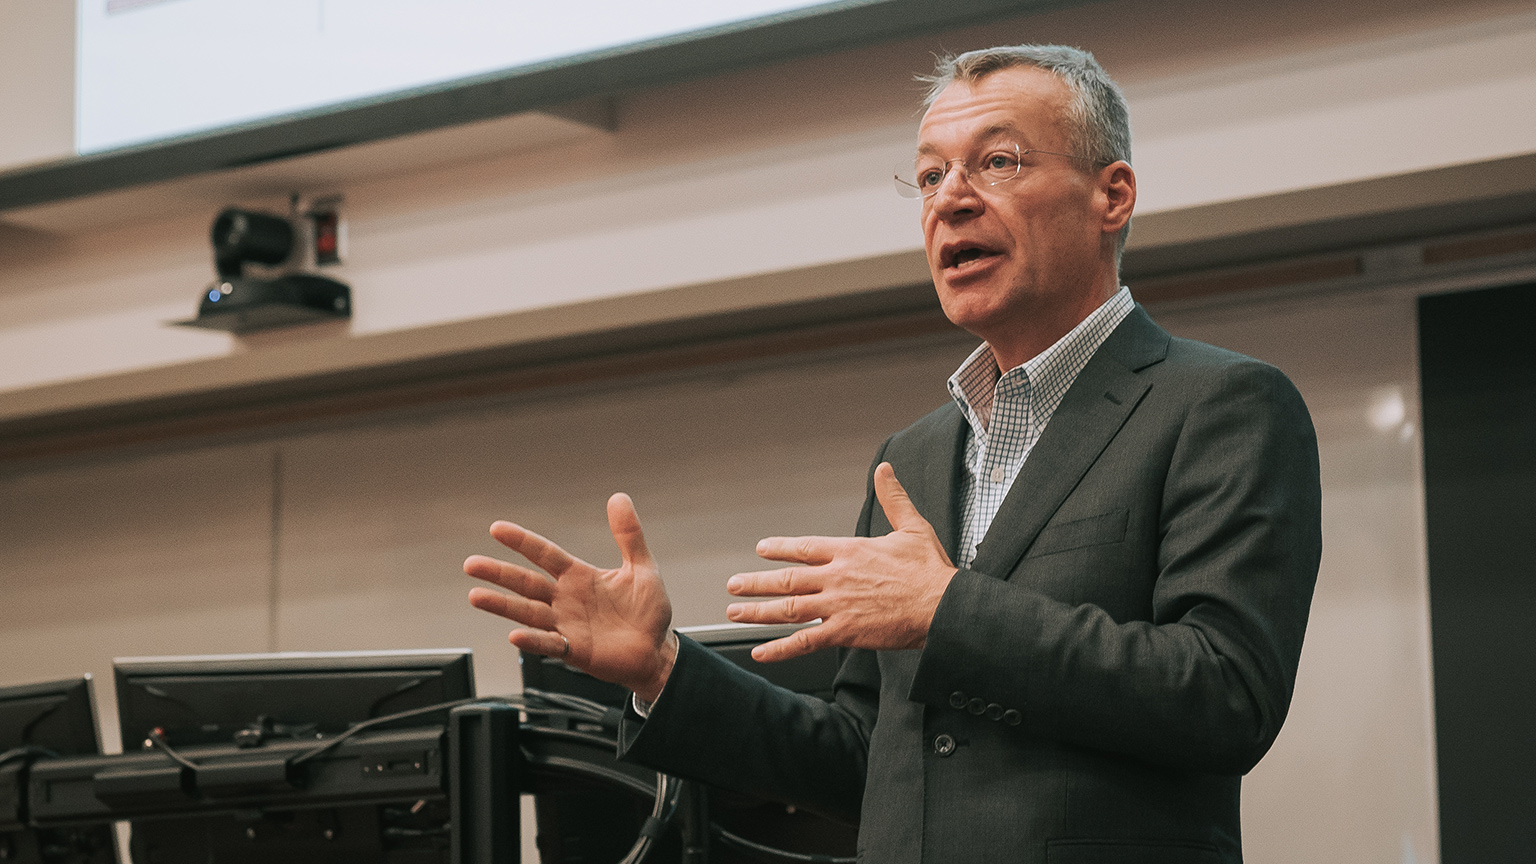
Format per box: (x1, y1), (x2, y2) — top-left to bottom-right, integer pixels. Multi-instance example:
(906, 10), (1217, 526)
(465, 493), (676, 700)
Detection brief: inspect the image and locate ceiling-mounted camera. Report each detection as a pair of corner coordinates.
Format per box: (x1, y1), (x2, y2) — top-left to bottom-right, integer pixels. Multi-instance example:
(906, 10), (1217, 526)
(176, 206), (351, 333)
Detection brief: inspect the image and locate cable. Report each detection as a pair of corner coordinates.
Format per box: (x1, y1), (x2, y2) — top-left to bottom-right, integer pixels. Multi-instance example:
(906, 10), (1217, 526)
(145, 729), (201, 771)
(282, 690), (626, 778)
(521, 687), (610, 719)
(507, 718), (682, 864)
(618, 772), (682, 864)
(712, 825), (857, 864)
(0, 745), (60, 768)
(288, 696), (483, 767)
(519, 724), (626, 752)
(143, 695), (491, 772)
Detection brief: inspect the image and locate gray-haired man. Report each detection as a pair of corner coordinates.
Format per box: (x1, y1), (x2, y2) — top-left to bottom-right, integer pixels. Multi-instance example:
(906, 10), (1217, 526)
(467, 45), (1321, 863)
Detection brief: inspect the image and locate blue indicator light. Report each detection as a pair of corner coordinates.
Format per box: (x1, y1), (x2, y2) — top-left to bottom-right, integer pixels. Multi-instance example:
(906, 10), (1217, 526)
(208, 289), (221, 302)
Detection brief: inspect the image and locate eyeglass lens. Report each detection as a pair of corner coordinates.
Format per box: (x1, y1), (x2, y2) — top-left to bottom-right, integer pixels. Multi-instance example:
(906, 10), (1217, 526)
(894, 144), (1022, 199)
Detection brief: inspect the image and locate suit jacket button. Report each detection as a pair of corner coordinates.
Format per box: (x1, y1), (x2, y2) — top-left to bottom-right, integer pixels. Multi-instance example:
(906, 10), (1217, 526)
(949, 691), (967, 709)
(933, 734), (956, 757)
(1002, 709), (1022, 726)
(985, 703), (1004, 721)
(966, 697), (986, 715)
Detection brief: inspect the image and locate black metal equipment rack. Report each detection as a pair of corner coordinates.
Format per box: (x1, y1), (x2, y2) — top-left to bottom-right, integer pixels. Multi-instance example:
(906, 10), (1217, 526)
(12, 708), (515, 864)
(448, 703), (520, 864)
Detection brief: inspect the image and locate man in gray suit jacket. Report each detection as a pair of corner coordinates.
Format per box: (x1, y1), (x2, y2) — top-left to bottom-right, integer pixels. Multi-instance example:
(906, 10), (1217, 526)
(466, 45), (1321, 864)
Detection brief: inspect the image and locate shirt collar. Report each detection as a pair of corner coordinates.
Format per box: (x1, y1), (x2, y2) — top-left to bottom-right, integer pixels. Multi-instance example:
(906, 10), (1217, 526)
(947, 286), (1135, 434)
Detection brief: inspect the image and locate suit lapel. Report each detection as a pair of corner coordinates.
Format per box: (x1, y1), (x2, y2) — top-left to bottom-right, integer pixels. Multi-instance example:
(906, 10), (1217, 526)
(969, 307), (1169, 580)
(930, 412), (967, 562)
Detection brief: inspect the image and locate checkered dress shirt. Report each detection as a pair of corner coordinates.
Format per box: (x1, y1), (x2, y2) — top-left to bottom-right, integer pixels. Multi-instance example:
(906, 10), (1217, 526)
(947, 287), (1134, 569)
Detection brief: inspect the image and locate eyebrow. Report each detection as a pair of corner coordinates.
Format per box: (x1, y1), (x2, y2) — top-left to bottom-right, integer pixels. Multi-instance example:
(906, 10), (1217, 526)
(916, 123), (1024, 156)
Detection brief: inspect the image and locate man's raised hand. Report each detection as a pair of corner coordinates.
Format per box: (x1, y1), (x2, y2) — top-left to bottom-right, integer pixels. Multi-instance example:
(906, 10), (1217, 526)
(465, 493), (677, 703)
(724, 462), (958, 662)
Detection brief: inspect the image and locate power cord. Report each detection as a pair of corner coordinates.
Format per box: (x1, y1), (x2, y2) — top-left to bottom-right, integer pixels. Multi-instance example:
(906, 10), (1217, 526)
(287, 697), (483, 767)
(0, 746), (60, 769)
(619, 773), (682, 864)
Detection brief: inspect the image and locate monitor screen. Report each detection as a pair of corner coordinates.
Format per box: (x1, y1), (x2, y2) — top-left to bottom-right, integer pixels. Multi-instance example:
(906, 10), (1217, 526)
(114, 649), (473, 749)
(0, 677), (101, 759)
(0, 677), (117, 864)
(113, 649), (473, 864)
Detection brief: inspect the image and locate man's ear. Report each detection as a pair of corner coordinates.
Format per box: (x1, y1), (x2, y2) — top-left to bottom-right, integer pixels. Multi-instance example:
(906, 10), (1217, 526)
(1099, 161), (1136, 237)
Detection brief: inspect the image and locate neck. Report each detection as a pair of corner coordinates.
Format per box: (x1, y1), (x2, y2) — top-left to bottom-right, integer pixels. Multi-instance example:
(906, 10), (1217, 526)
(986, 280), (1118, 372)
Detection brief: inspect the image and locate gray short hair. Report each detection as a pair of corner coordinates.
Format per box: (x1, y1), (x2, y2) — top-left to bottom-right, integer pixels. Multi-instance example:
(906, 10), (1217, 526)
(921, 45), (1132, 254)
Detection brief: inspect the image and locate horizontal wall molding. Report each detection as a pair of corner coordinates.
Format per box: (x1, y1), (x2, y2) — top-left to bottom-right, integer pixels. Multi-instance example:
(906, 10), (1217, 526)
(1124, 152), (1536, 277)
(6, 218), (1536, 468)
(0, 279), (953, 465)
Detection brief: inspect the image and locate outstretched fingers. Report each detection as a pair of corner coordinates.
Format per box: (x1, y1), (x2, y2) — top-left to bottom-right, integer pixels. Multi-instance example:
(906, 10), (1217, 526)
(467, 585), (556, 630)
(754, 534), (840, 566)
(725, 594), (822, 624)
(507, 627), (572, 659)
(726, 567), (824, 598)
(750, 623), (827, 663)
(463, 554), (557, 602)
(725, 564), (826, 624)
(489, 520), (582, 578)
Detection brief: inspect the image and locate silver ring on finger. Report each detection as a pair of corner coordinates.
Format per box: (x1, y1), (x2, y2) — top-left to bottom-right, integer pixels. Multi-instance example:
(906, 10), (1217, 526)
(558, 633), (571, 658)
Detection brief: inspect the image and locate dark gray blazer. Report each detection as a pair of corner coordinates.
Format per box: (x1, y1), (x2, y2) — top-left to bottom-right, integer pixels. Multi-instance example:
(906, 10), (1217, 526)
(620, 306), (1322, 864)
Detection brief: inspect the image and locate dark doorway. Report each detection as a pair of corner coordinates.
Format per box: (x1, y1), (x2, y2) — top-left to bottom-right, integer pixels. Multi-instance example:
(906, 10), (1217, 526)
(1419, 281), (1536, 863)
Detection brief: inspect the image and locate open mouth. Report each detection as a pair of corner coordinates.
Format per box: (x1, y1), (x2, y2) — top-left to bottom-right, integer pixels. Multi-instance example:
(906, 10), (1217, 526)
(943, 244), (1000, 270)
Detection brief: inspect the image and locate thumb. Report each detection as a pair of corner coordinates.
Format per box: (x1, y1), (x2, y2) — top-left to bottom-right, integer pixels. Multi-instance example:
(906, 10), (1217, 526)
(874, 462), (931, 534)
(607, 492), (657, 570)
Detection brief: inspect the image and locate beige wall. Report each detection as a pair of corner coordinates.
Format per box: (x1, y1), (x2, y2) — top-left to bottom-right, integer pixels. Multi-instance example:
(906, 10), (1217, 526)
(0, 0), (73, 172)
(1160, 289), (1438, 864)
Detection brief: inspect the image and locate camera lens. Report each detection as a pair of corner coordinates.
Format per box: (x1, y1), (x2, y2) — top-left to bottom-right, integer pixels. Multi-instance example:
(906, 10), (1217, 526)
(212, 208), (294, 269)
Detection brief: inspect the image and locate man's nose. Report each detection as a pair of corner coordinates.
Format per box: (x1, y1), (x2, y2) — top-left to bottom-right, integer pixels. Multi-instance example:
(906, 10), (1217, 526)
(928, 165), (983, 217)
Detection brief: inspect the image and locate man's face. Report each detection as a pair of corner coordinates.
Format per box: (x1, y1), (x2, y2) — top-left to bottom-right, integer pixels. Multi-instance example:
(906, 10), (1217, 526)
(918, 67), (1114, 347)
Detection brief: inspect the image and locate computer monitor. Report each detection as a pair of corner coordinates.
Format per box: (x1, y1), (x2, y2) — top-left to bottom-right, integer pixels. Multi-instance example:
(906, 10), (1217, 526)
(0, 676), (117, 864)
(520, 623), (857, 864)
(113, 649), (473, 864)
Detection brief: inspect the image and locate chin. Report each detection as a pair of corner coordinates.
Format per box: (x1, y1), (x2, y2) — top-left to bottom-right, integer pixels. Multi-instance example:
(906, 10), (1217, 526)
(936, 300), (1000, 338)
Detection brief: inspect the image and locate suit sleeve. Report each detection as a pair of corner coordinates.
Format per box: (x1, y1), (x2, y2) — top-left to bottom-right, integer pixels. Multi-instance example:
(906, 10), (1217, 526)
(615, 439), (894, 822)
(908, 360), (1321, 775)
(617, 635), (877, 822)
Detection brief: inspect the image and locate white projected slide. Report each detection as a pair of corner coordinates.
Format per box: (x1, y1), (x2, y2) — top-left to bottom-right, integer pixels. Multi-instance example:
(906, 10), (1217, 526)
(76, 0), (844, 154)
